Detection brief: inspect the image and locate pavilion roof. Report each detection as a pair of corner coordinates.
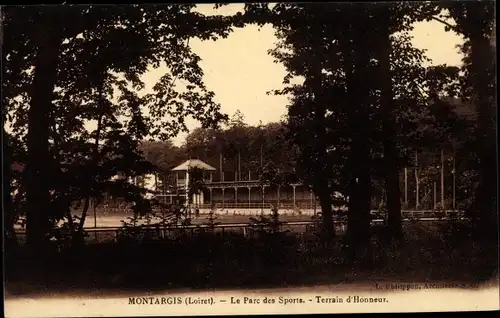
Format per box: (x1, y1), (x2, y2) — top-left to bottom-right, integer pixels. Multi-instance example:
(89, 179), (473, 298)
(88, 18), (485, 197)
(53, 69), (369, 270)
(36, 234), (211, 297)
(172, 159), (216, 171)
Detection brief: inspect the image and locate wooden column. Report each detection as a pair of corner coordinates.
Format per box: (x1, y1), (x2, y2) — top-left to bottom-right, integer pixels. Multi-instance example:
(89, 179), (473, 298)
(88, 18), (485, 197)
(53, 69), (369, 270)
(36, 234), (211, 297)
(238, 152), (241, 181)
(222, 188), (225, 209)
(277, 185), (281, 209)
(185, 170), (189, 205)
(309, 190), (313, 209)
(163, 174), (166, 196)
(176, 172), (179, 194)
(248, 187), (251, 207)
(404, 167), (408, 207)
(219, 153), (223, 181)
(261, 185), (265, 207)
(433, 181), (437, 210)
(154, 173), (158, 193)
(261, 185), (266, 214)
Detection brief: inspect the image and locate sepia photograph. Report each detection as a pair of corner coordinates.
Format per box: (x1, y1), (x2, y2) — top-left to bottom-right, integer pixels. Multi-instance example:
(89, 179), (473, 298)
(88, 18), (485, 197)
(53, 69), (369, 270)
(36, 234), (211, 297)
(2, 2), (499, 317)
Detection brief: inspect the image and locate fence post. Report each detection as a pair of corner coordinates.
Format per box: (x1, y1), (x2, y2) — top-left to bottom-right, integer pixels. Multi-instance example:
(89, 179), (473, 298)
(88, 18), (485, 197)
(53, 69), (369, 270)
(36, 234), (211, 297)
(433, 182), (437, 210)
(404, 167), (408, 207)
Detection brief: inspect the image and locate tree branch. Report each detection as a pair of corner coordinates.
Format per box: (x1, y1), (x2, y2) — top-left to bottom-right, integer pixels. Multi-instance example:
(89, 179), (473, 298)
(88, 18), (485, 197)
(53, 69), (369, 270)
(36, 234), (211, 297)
(79, 71), (106, 232)
(430, 16), (462, 35)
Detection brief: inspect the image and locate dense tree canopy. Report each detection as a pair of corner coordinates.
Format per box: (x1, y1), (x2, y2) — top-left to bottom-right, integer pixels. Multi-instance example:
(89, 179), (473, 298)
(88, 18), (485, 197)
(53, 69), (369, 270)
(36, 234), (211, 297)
(238, 2), (495, 254)
(180, 112), (298, 182)
(2, 4), (238, 250)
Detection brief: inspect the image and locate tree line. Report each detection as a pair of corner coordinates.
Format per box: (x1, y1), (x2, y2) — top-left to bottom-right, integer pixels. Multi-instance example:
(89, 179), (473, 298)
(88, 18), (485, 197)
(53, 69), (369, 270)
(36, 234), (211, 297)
(140, 111), (299, 184)
(141, 109), (475, 213)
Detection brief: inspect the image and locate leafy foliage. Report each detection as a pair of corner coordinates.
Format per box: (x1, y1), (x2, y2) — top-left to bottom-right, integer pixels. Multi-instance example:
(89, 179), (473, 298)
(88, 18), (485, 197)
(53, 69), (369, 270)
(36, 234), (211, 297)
(248, 207), (288, 238)
(238, 2), (493, 249)
(183, 116), (298, 182)
(2, 5), (240, 247)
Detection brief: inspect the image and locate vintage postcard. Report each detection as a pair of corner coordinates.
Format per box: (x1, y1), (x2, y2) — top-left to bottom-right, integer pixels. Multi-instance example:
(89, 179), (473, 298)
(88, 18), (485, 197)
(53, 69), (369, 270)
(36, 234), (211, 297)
(3, 2), (499, 317)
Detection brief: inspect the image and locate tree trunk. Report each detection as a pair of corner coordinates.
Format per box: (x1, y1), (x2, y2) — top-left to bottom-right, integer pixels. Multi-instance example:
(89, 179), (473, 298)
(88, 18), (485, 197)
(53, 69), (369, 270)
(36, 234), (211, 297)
(379, 8), (403, 242)
(2, 14), (17, 249)
(50, 124), (75, 232)
(344, 20), (373, 264)
(79, 73), (105, 232)
(314, 110), (334, 239)
(25, 23), (63, 253)
(470, 27), (497, 240)
(316, 180), (335, 241)
(306, 41), (335, 241)
(79, 197), (91, 233)
(3, 130), (18, 250)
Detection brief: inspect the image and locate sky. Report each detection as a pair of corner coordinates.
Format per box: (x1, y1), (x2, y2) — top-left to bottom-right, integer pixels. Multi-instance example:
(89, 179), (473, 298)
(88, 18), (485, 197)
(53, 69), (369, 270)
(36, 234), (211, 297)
(143, 4), (464, 146)
(6, 4), (464, 146)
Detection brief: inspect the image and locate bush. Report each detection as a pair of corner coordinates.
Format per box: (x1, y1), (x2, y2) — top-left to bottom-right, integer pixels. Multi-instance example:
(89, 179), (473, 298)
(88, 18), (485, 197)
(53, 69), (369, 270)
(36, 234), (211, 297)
(198, 207), (220, 235)
(247, 207), (298, 265)
(248, 207), (288, 238)
(46, 216), (89, 251)
(437, 218), (474, 248)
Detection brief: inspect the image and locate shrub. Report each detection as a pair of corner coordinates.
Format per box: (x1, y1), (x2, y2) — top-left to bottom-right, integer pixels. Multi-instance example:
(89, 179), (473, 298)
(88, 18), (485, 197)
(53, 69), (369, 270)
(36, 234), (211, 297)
(248, 207), (297, 265)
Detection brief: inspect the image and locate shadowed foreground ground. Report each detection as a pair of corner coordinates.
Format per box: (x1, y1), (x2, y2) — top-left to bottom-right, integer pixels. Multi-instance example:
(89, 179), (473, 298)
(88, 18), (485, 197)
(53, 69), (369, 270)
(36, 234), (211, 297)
(5, 221), (498, 298)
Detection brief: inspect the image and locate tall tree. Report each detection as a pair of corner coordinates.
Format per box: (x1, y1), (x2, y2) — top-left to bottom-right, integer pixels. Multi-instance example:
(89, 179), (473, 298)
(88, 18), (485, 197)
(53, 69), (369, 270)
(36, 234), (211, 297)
(139, 140), (183, 171)
(341, 6), (375, 261)
(26, 8), (64, 251)
(425, 1), (496, 237)
(265, 3), (350, 240)
(2, 4), (236, 252)
(451, 2), (496, 238)
(377, 4), (403, 241)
